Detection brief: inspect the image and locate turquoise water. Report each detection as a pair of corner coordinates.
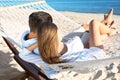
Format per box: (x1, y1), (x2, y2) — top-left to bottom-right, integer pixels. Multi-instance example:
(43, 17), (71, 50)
(0, 0), (38, 6)
(0, 0), (120, 14)
(46, 0), (120, 14)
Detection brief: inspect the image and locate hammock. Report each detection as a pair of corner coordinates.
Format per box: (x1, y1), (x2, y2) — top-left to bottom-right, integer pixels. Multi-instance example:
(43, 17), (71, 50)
(0, 1), (85, 47)
(0, 0), (120, 79)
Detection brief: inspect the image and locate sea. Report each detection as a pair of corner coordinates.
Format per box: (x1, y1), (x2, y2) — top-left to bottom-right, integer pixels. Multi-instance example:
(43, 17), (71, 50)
(46, 0), (120, 15)
(0, 0), (120, 14)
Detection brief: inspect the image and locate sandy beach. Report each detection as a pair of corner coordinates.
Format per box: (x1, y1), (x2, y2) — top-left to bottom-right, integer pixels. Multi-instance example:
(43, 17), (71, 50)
(0, 7), (120, 80)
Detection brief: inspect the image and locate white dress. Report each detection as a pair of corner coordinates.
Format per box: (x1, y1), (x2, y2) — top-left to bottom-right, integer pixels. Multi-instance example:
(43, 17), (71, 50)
(61, 36), (106, 62)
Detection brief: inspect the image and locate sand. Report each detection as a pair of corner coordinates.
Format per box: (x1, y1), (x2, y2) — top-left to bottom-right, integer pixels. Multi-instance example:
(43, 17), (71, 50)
(0, 8), (120, 80)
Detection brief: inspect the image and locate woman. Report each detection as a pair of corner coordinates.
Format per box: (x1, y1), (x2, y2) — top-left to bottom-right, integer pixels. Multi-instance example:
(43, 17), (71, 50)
(36, 20), (115, 64)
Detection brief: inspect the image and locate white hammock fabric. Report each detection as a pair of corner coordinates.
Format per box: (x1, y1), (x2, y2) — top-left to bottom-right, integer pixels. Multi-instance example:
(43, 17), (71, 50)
(0, 1), (85, 48)
(0, 0), (120, 79)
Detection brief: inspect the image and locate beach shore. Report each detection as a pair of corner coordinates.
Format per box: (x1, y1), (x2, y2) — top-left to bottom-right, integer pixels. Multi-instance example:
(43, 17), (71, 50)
(0, 8), (120, 80)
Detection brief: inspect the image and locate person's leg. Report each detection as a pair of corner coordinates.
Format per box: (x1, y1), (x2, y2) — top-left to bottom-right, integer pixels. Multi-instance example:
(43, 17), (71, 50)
(89, 20), (115, 49)
(89, 20), (103, 49)
(82, 8), (114, 31)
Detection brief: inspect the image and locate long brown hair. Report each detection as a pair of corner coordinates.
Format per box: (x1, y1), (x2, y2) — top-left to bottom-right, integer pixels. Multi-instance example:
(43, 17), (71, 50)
(37, 22), (63, 64)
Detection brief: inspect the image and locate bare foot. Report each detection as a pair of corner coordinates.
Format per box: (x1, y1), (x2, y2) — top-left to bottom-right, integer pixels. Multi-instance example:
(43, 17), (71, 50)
(102, 8), (114, 26)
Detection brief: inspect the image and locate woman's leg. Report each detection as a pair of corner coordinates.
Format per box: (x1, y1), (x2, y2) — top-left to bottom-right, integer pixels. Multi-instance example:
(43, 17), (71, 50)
(82, 8), (114, 31)
(89, 20), (103, 49)
(89, 20), (115, 49)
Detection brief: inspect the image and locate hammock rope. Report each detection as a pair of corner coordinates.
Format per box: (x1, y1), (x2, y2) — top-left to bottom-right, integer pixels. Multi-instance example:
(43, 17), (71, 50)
(0, 0), (85, 48)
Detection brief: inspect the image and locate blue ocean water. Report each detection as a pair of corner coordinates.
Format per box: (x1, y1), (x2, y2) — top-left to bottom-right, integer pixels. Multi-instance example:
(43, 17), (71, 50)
(46, 0), (120, 14)
(0, 0), (120, 14)
(0, 0), (38, 6)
